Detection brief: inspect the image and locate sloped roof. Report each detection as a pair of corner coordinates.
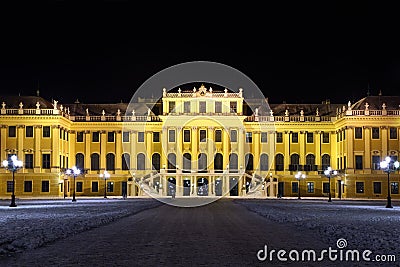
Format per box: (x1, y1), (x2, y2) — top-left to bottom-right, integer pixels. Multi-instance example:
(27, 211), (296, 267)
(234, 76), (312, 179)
(351, 96), (400, 110)
(0, 95), (54, 109)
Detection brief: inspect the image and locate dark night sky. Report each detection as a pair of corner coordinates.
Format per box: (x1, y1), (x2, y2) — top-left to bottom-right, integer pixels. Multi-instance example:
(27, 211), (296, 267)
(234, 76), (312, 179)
(0, 1), (399, 105)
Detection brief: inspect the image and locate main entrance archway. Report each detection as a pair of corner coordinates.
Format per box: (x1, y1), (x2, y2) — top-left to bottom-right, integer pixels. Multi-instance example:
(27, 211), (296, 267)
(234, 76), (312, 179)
(197, 177), (208, 196)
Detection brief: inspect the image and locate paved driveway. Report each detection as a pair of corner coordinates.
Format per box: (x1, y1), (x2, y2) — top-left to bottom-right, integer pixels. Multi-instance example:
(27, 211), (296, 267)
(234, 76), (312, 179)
(2, 198), (338, 267)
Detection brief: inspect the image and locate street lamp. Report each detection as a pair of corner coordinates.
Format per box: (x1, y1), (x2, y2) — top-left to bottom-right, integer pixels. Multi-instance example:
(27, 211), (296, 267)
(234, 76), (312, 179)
(380, 156), (400, 208)
(2, 155), (23, 207)
(324, 166), (338, 202)
(295, 171), (306, 199)
(65, 166), (81, 202)
(100, 170), (110, 198)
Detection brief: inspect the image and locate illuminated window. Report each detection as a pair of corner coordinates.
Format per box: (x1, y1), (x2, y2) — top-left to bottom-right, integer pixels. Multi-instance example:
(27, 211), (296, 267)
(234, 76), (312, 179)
(307, 182), (314, 193)
(356, 182), (364, 193)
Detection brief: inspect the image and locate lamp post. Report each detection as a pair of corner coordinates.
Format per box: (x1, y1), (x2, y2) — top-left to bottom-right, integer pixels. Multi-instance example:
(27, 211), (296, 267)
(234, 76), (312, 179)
(65, 166), (81, 202)
(380, 156), (400, 208)
(324, 167), (338, 202)
(295, 171), (306, 199)
(2, 155), (23, 207)
(100, 170), (110, 198)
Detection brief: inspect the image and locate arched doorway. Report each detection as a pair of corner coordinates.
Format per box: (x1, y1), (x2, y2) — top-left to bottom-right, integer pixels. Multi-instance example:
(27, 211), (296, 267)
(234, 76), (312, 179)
(229, 177), (238, 196)
(215, 179), (223, 196)
(167, 177), (176, 196)
(183, 179), (191, 196)
(197, 177), (208, 196)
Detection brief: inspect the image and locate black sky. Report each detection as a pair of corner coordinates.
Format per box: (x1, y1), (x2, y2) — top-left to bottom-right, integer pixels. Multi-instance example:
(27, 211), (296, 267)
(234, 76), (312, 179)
(1, 1), (399, 105)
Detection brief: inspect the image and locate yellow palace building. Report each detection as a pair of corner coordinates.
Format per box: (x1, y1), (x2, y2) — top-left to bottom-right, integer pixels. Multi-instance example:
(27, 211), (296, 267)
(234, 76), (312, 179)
(0, 84), (399, 200)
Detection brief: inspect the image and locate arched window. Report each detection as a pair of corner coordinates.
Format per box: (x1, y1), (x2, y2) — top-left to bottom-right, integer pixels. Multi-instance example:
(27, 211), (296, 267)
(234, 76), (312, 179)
(322, 154), (331, 171)
(290, 153), (300, 171)
(91, 153), (100, 170)
(167, 153), (176, 173)
(122, 153), (130, 170)
(75, 153), (84, 169)
(214, 153), (223, 172)
(275, 154), (284, 171)
(183, 153), (191, 173)
(137, 153), (145, 170)
(152, 153), (161, 171)
(106, 153), (115, 170)
(260, 153), (269, 171)
(198, 153), (207, 173)
(229, 153), (238, 172)
(245, 153), (253, 171)
(305, 154), (316, 171)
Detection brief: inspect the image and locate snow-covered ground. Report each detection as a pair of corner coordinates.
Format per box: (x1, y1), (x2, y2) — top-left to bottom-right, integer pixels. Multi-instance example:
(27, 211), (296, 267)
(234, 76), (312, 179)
(0, 197), (162, 257)
(234, 198), (400, 264)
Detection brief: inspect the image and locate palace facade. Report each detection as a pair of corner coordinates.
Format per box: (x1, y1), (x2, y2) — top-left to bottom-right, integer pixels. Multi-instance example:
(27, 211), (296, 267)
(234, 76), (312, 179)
(1, 84), (399, 200)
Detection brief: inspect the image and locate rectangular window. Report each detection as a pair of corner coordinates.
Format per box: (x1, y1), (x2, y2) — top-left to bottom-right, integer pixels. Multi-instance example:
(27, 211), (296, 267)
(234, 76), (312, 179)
(168, 129), (176, 142)
(92, 131), (100, 142)
(184, 101), (191, 113)
(391, 182), (399, 194)
(215, 130), (222, 142)
(77, 131), (84, 142)
(322, 132), (330, 143)
(245, 132), (252, 143)
(306, 132), (313, 143)
(307, 182), (314, 193)
(373, 182), (381, 194)
(199, 101), (206, 113)
(42, 154), (51, 169)
(92, 181), (99, 192)
(184, 130), (190, 142)
(291, 132), (298, 143)
(42, 180), (50, 192)
(372, 127), (379, 139)
(323, 182), (330, 193)
(230, 101), (237, 113)
(107, 132), (115, 142)
(25, 154), (34, 169)
(43, 126), (50, 138)
(7, 181), (13, 192)
(261, 132), (268, 143)
(169, 101), (175, 113)
(230, 130), (237, 142)
(276, 132), (283, 143)
(8, 126), (16, 137)
(76, 182), (83, 192)
(292, 182), (298, 193)
(389, 127), (397, 139)
(356, 182), (364, 193)
(153, 132), (160, 142)
(24, 181), (33, 192)
(123, 131), (130, 142)
(372, 155), (380, 170)
(26, 126), (33, 137)
(355, 127), (362, 139)
(355, 155), (363, 170)
(215, 101), (222, 113)
(107, 181), (114, 192)
(200, 129), (207, 142)
(138, 132), (144, 142)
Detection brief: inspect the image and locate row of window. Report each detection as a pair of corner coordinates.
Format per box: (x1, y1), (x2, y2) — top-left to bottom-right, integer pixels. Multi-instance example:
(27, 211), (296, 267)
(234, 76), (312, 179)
(291, 181), (399, 194)
(168, 101), (237, 114)
(7, 126), (69, 140)
(5, 180), (115, 193)
(12, 153), (398, 172)
(6, 126), (399, 142)
(76, 130), (330, 144)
